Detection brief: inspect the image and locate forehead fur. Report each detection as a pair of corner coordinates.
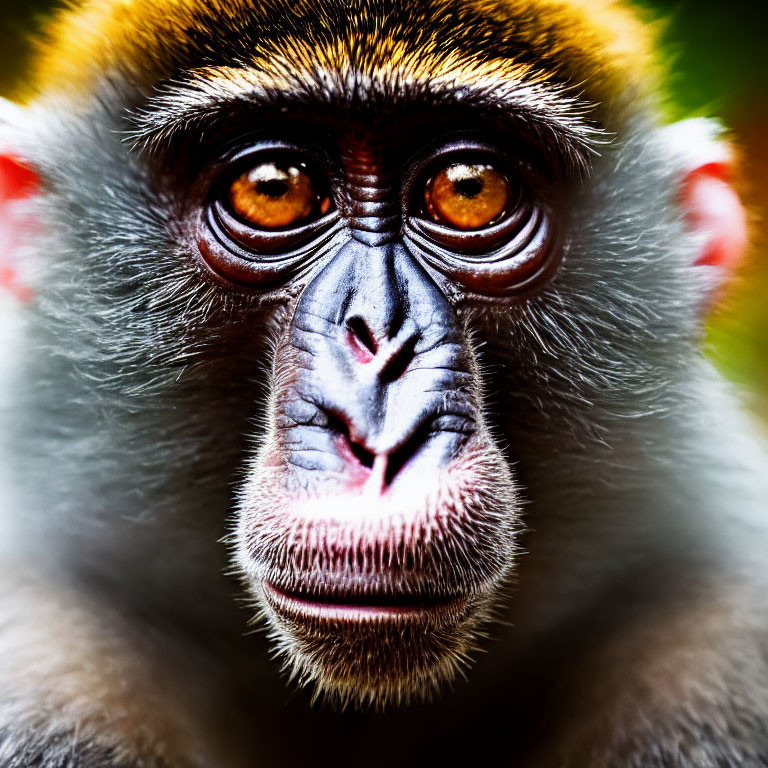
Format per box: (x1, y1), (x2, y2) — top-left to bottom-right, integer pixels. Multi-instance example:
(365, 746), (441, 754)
(29, 0), (658, 110)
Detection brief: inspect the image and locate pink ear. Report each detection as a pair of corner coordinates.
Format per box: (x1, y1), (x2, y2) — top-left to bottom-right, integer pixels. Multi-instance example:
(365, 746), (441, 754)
(0, 154), (38, 302)
(0, 155), (38, 200)
(682, 160), (748, 272)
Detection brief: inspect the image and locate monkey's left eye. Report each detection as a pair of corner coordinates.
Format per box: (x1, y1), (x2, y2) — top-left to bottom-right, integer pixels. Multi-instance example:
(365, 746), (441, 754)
(405, 144), (561, 297)
(424, 163), (513, 230)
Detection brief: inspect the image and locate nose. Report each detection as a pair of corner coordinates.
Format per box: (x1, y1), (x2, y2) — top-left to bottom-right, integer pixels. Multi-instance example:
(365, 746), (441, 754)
(285, 240), (476, 489)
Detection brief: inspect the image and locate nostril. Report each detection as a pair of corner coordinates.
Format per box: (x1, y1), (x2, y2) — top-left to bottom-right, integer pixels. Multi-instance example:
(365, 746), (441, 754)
(384, 420), (433, 487)
(379, 334), (417, 384)
(322, 406), (440, 490)
(324, 408), (376, 471)
(347, 316), (378, 363)
(349, 439), (376, 469)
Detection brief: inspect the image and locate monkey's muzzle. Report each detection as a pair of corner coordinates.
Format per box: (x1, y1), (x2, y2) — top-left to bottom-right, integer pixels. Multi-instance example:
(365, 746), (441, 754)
(234, 240), (522, 703)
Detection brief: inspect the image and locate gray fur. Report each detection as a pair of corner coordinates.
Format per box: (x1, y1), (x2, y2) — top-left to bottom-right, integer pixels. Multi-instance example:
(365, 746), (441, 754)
(0, 729), (152, 768)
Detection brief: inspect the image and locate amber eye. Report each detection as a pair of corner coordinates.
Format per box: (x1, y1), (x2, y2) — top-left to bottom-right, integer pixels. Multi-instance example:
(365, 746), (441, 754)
(424, 163), (511, 230)
(228, 161), (331, 229)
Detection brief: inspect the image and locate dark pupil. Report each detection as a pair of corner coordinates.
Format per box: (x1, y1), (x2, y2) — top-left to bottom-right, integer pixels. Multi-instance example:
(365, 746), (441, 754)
(453, 177), (484, 199)
(256, 178), (290, 198)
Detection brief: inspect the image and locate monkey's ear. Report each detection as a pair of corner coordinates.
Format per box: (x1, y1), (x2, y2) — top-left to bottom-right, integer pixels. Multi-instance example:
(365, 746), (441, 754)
(0, 98), (38, 302)
(665, 119), (748, 293)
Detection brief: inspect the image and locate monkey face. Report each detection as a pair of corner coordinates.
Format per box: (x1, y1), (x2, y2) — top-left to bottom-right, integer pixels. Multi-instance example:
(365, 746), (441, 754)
(4, 0), (619, 711)
(2, 1), (759, 762)
(77, 2), (602, 708)
(190, 121), (571, 706)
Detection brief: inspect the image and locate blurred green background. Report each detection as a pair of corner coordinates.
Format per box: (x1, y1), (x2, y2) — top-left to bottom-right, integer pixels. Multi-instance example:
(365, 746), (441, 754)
(1, 0), (766, 417)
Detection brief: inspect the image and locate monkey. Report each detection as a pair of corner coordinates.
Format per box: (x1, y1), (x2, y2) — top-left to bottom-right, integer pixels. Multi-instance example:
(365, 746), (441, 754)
(0, 0), (766, 765)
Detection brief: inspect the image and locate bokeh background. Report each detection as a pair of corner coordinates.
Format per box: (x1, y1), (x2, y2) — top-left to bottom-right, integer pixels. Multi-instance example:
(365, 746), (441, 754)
(1, 0), (766, 417)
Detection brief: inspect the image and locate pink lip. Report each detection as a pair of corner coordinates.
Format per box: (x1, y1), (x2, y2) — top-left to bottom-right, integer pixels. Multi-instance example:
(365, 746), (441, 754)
(262, 581), (467, 623)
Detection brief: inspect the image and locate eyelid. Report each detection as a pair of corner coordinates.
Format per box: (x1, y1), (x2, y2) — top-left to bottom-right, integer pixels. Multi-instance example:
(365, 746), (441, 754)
(209, 199), (338, 252)
(404, 138), (504, 189)
(404, 203), (560, 297)
(219, 138), (326, 168)
(412, 203), (532, 253)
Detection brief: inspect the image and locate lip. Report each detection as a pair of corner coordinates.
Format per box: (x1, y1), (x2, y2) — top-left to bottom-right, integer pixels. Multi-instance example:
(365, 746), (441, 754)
(262, 580), (469, 623)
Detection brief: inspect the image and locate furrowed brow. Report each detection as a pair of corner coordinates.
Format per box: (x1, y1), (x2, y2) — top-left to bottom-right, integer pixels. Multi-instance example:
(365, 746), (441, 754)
(129, 63), (607, 174)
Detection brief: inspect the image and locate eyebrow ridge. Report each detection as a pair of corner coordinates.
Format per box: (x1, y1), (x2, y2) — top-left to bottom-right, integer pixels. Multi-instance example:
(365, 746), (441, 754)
(129, 63), (607, 171)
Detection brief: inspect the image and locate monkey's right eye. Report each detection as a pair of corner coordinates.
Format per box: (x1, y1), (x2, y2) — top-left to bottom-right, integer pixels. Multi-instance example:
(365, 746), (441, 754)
(198, 148), (340, 288)
(228, 162), (331, 230)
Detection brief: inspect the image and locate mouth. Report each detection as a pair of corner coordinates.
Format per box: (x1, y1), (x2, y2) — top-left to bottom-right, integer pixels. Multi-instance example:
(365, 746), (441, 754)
(262, 580), (469, 623)
(238, 434), (521, 706)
